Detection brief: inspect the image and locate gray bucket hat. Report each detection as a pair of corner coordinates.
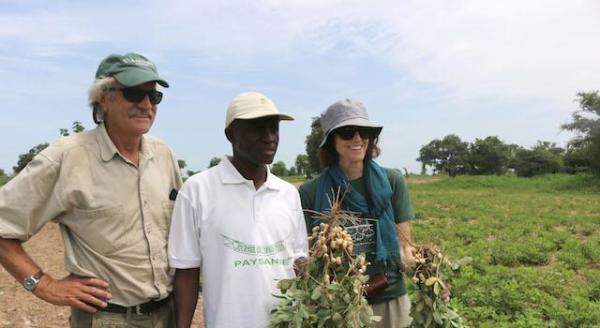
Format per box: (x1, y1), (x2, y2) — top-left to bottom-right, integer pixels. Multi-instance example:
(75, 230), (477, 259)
(319, 98), (383, 147)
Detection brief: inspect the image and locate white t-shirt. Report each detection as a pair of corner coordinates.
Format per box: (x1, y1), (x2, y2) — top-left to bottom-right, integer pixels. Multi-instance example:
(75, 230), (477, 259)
(168, 157), (308, 328)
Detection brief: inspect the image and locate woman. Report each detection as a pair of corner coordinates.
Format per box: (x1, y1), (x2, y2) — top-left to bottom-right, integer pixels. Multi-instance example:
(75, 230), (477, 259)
(299, 98), (416, 328)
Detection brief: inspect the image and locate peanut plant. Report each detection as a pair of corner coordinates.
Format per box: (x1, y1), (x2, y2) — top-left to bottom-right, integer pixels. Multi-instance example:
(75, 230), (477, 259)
(269, 192), (378, 327)
(409, 244), (471, 328)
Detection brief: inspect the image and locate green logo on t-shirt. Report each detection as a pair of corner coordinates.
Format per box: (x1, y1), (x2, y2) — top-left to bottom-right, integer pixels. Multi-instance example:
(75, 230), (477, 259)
(222, 235), (286, 256)
(222, 235), (290, 268)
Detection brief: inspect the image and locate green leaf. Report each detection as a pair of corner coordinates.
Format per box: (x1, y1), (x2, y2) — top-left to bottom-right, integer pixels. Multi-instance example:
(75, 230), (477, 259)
(359, 274), (369, 283)
(423, 294), (433, 307)
(332, 312), (343, 324)
(327, 282), (342, 291)
(311, 287), (321, 300)
(425, 313), (433, 327)
(276, 278), (293, 290)
(299, 304), (309, 319)
(343, 293), (351, 303)
(415, 301), (424, 312)
(359, 307), (372, 324)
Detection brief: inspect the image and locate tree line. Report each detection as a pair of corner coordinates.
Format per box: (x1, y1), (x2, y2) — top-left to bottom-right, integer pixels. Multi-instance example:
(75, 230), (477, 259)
(417, 91), (600, 177)
(418, 135), (568, 177)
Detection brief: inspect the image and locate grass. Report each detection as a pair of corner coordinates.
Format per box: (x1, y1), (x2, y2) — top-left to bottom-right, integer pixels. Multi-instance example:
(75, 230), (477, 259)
(280, 175), (307, 184)
(408, 174), (600, 327)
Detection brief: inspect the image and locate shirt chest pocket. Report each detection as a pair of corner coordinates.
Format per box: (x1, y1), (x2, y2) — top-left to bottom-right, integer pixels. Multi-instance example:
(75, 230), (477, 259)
(71, 206), (130, 255)
(157, 201), (174, 239)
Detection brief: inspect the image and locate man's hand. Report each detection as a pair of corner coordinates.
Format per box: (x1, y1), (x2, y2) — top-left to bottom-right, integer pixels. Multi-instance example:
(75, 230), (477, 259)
(34, 274), (111, 313)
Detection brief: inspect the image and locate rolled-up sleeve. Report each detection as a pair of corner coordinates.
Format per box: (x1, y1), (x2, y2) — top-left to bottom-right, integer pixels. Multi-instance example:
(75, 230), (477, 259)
(388, 169), (415, 223)
(0, 152), (65, 241)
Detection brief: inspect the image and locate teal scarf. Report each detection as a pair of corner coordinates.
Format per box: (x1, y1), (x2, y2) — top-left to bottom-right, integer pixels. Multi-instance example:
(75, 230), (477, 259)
(314, 160), (400, 265)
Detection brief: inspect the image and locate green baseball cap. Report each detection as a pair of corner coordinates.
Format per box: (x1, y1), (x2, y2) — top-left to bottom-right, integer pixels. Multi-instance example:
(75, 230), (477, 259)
(95, 53), (169, 87)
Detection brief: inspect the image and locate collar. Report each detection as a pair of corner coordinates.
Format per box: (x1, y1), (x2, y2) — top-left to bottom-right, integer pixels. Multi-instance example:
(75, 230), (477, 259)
(95, 123), (154, 162)
(218, 156), (281, 191)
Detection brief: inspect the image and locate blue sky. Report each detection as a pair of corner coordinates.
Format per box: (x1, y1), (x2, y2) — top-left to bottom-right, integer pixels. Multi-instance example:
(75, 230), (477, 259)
(1, 0), (600, 174)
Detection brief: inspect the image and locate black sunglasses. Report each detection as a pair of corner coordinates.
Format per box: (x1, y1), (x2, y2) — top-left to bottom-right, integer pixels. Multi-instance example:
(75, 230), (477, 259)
(334, 126), (378, 140)
(110, 87), (163, 105)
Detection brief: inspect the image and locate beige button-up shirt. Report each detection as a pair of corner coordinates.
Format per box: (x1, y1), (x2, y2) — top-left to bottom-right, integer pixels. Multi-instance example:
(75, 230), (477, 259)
(0, 123), (182, 306)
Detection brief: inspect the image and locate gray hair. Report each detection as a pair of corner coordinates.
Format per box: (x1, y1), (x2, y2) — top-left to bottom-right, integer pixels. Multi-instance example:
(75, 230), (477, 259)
(88, 77), (119, 124)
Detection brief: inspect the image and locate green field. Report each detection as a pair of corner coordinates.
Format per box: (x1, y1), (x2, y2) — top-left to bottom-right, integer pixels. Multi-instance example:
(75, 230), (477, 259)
(408, 174), (600, 327)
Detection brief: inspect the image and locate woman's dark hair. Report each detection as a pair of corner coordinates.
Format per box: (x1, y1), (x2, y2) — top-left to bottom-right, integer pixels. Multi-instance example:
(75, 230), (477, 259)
(318, 129), (381, 168)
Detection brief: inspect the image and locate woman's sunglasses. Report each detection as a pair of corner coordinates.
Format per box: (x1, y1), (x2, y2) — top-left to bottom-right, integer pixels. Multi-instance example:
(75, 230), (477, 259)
(109, 87), (163, 105)
(334, 126), (378, 140)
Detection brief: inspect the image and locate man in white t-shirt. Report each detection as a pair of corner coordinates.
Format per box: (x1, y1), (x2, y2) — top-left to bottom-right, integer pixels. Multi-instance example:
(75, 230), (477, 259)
(168, 92), (308, 328)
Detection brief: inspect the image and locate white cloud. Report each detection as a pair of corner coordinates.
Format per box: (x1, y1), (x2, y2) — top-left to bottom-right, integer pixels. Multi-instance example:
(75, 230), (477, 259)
(138, 0), (600, 105)
(5, 0), (599, 104)
(378, 0), (600, 104)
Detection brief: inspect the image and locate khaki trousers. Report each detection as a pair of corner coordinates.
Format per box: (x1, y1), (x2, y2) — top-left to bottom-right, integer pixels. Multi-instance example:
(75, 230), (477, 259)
(371, 294), (413, 328)
(69, 298), (175, 328)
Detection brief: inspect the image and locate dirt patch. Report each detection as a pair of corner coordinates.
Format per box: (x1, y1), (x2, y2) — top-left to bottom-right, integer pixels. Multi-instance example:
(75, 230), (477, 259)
(0, 223), (205, 328)
(408, 176), (444, 185)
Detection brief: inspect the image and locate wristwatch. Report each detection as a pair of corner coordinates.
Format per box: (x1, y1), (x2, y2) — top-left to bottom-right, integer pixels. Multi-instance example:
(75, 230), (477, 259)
(23, 270), (44, 291)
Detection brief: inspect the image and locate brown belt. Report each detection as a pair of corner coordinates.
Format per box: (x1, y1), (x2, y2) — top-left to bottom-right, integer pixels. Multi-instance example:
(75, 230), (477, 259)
(97, 296), (170, 315)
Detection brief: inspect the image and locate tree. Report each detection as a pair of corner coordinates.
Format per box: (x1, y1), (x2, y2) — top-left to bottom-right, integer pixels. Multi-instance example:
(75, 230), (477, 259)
(304, 117), (324, 178)
(417, 134), (470, 177)
(59, 121), (85, 137)
(72, 121), (85, 133)
(510, 142), (563, 177)
(294, 154), (309, 176)
(0, 169), (9, 187)
(468, 136), (510, 175)
(271, 161), (288, 176)
(561, 91), (600, 174)
(288, 166), (297, 176)
(13, 143), (49, 174)
(208, 157), (221, 168)
(563, 143), (592, 173)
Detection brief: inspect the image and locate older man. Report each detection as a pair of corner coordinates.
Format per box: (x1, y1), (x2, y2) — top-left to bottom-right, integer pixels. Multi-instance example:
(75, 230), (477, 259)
(0, 53), (182, 328)
(168, 92), (308, 328)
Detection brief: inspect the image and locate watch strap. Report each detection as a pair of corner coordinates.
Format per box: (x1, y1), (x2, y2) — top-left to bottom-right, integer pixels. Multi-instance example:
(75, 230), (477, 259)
(31, 270), (44, 280)
(23, 270), (44, 291)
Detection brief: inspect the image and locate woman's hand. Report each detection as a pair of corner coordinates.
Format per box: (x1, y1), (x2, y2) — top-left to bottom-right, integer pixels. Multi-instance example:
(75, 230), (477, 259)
(400, 244), (417, 273)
